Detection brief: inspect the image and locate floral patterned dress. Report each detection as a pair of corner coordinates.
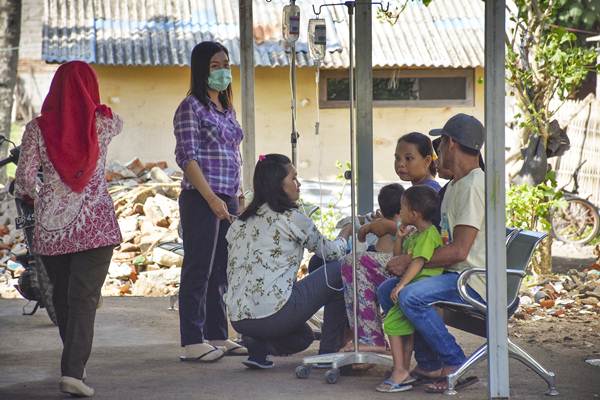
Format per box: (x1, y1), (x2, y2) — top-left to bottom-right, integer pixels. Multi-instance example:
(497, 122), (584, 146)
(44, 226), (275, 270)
(14, 113), (123, 256)
(341, 251), (393, 347)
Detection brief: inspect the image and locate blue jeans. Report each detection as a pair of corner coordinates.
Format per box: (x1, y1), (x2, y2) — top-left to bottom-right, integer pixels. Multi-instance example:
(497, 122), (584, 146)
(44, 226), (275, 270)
(377, 277), (399, 315)
(397, 272), (484, 370)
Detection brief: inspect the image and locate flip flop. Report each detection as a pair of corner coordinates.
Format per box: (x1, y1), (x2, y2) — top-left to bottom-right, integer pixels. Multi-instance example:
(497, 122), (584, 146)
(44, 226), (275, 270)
(384, 370), (417, 384)
(375, 379), (414, 393)
(424, 376), (479, 393)
(223, 342), (248, 356)
(179, 347), (224, 363)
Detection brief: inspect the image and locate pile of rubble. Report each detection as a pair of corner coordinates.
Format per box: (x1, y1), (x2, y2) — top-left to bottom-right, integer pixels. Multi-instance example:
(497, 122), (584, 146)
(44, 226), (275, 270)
(515, 258), (600, 322)
(0, 199), (29, 299)
(103, 158), (183, 297)
(0, 158), (185, 299)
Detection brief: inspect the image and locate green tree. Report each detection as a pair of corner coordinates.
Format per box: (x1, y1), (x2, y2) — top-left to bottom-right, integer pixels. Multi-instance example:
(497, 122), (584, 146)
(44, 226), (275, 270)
(505, 0), (599, 274)
(554, 0), (600, 31)
(506, 0), (597, 158)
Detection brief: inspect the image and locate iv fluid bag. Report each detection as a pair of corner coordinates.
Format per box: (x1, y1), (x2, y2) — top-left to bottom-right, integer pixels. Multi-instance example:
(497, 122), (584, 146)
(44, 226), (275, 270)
(308, 18), (327, 62)
(283, 4), (301, 43)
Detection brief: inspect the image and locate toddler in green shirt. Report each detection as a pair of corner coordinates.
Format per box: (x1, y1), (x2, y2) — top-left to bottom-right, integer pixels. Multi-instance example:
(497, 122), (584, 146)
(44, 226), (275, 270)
(375, 185), (443, 393)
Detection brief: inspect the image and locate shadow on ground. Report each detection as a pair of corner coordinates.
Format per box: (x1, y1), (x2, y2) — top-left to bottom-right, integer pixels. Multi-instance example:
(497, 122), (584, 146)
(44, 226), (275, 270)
(0, 297), (598, 400)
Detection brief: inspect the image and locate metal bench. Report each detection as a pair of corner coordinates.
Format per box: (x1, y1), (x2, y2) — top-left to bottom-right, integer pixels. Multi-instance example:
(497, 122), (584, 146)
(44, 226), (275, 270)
(437, 229), (558, 396)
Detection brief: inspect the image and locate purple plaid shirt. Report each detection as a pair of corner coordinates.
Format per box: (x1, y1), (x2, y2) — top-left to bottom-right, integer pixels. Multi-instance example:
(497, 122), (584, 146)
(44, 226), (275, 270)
(174, 95), (243, 197)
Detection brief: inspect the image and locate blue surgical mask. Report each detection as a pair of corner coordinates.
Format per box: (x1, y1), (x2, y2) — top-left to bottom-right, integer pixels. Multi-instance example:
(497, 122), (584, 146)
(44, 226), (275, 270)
(207, 68), (232, 92)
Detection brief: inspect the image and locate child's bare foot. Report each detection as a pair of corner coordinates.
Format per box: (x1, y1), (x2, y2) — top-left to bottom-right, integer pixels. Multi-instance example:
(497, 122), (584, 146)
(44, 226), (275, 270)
(410, 365), (460, 386)
(390, 369), (414, 384)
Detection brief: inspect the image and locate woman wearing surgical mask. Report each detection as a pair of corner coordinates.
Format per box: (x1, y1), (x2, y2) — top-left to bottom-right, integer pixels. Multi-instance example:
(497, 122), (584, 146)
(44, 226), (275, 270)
(174, 41), (246, 362)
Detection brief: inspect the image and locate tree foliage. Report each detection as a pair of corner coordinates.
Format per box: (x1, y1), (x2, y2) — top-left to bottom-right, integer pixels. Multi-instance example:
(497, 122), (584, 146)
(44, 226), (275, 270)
(507, 0), (597, 148)
(554, 0), (600, 31)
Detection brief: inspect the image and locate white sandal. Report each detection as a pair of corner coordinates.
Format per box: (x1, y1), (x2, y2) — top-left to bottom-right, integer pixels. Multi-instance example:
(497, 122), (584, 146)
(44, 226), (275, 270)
(179, 343), (224, 362)
(209, 339), (248, 356)
(60, 376), (95, 397)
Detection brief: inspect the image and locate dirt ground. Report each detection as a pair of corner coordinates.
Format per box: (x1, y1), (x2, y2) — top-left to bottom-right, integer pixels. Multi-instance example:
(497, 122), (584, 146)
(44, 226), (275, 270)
(0, 239), (598, 399)
(551, 241), (597, 274)
(511, 241), (600, 358)
(1, 297), (599, 400)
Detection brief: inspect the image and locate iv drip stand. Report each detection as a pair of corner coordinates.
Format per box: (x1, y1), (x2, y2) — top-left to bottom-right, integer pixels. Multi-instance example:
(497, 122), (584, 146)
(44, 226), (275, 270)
(296, 0), (393, 384)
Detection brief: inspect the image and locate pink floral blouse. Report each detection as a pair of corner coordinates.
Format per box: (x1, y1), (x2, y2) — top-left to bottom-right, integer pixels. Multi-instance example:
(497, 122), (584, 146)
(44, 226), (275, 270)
(15, 113), (123, 256)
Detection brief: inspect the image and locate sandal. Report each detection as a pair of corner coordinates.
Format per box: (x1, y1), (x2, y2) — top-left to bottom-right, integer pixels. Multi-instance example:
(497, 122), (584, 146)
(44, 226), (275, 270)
(409, 369), (442, 386)
(209, 339), (249, 356)
(179, 345), (224, 363)
(375, 378), (414, 393)
(384, 369), (417, 384)
(223, 341), (248, 356)
(424, 376), (479, 393)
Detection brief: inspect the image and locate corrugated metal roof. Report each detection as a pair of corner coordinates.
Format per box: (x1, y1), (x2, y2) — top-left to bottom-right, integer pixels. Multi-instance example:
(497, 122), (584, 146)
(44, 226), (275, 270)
(42, 0), (484, 68)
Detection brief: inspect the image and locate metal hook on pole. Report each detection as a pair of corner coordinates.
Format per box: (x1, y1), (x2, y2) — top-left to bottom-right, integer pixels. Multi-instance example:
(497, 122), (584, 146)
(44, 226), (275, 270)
(376, 1), (391, 13)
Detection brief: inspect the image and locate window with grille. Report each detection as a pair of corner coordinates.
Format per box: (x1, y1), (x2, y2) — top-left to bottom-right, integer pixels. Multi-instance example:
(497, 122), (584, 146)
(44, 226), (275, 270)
(320, 69), (474, 108)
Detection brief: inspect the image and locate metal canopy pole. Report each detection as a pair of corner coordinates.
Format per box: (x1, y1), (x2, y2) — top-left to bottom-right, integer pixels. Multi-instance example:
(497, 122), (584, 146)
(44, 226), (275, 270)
(240, 0), (256, 188)
(355, 0), (374, 214)
(484, 0), (509, 398)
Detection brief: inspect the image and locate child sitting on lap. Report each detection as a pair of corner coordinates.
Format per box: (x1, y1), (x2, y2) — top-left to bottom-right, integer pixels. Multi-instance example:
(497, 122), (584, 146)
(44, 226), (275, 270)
(375, 185), (443, 393)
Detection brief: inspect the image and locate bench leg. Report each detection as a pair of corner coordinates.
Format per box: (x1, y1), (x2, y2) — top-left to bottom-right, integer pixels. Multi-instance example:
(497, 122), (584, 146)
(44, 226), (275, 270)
(508, 338), (559, 396)
(445, 343), (487, 395)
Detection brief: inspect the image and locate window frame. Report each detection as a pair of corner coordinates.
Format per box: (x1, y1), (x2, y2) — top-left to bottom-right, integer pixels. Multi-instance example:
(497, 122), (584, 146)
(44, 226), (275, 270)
(318, 68), (475, 109)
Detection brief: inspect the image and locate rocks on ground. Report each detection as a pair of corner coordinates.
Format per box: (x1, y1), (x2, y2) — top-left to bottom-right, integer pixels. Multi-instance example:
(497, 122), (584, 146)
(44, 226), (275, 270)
(104, 158), (183, 297)
(0, 158), (184, 299)
(514, 248), (600, 323)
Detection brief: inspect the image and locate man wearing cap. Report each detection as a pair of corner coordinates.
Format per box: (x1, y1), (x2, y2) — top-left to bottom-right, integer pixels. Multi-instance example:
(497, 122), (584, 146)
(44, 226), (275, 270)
(385, 113), (486, 393)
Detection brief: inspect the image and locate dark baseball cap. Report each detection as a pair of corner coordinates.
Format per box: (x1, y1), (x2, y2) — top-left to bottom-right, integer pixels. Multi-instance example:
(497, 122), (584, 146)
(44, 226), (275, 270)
(432, 137), (485, 171)
(430, 113), (485, 151)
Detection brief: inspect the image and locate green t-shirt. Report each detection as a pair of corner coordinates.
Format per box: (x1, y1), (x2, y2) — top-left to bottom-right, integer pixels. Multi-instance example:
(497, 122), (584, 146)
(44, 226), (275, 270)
(401, 224), (444, 279)
(384, 225), (444, 337)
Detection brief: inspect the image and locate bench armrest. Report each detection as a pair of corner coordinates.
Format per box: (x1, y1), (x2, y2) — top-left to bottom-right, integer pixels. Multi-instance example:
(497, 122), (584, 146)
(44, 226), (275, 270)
(457, 268), (528, 313)
(456, 268), (487, 313)
(506, 269), (526, 278)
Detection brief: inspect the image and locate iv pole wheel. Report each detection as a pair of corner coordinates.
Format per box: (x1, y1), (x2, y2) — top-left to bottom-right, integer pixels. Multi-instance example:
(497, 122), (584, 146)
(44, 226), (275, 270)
(295, 365), (311, 379)
(325, 368), (340, 384)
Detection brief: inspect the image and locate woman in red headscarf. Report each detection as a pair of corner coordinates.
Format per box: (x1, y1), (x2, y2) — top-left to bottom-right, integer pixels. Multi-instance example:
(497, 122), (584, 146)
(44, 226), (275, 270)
(15, 61), (122, 397)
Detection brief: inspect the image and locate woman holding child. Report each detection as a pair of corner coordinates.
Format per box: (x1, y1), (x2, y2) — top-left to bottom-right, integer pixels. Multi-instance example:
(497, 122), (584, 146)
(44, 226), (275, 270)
(341, 132), (441, 352)
(224, 154), (352, 369)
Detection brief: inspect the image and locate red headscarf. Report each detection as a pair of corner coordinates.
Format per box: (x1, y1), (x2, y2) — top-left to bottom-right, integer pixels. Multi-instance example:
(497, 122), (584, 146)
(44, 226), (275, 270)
(37, 61), (113, 193)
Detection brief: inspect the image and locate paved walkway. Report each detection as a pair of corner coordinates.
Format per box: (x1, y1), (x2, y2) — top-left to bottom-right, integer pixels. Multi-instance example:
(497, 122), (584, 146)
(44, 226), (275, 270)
(1, 297), (598, 400)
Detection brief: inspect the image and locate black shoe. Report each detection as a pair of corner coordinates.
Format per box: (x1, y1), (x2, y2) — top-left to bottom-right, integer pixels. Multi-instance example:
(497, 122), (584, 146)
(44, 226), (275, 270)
(242, 357), (275, 369)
